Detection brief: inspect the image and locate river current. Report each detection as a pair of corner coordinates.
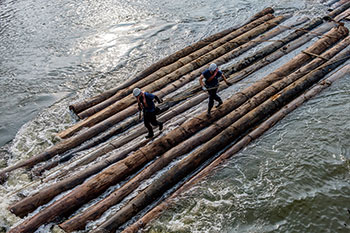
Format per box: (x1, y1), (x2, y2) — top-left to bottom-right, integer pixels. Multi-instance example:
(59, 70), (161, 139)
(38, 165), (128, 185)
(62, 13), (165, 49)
(1, 0), (350, 232)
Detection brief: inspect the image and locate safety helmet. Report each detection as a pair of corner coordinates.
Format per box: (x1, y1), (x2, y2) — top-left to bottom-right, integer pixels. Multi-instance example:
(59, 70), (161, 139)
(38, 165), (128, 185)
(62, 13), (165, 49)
(209, 63), (217, 71)
(133, 88), (141, 97)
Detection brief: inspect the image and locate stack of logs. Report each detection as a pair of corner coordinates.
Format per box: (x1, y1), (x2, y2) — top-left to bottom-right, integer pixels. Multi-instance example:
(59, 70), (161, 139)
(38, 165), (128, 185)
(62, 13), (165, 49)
(3, 1), (350, 232)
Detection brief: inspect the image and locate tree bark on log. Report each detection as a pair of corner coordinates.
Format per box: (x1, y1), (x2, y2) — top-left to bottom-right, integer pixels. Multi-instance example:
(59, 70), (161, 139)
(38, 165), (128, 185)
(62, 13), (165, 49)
(59, 33), (350, 232)
(61, 7), (350, 139)
(33, 15), (298, 176)
(122, 63), (350, 233)
(4, 11), (343, 183)
(68, 7), (274, 115)
(9, 136), (152, 218)
(60, 14), (278, 138)
(77, 14), (276, 119)
(0, 16), (345, 186)
(7, 26), (347, 233)
(328, 1), (350, 17)
(222, 17), (323, 75)
(92, 43), (350, 233)
(327, 0), (342, 7)
(331, 0), (350, 9)
(32, 15), (303, 177)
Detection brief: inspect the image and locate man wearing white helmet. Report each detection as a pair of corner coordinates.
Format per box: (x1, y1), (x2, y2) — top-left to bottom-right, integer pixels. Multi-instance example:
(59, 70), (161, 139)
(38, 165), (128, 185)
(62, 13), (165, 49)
(133, 88), (163, 139)
(199, 63), (230, 116)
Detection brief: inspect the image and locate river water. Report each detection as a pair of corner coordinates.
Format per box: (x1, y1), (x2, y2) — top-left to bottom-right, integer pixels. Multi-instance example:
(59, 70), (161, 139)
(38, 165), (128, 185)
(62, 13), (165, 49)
(1, 0), (350, 232)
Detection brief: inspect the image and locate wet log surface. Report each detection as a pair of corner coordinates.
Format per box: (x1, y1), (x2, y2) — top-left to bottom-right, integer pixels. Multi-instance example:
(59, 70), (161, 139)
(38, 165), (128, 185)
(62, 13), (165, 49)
(123, 62), (350, 233)
(59, 14), (278, 137)
(68, 7), (275, 115)
(60, 32), (350, 232)
(4, 3), (350, 233)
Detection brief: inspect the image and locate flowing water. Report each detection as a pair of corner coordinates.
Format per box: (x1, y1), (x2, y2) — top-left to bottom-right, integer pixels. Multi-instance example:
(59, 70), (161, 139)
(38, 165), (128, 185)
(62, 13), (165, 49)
(1, 0), (350, 232)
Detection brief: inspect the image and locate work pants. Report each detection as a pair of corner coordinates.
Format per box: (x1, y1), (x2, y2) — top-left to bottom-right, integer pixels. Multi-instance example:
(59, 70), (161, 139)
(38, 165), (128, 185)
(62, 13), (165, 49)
(144, 111), (161, 136)
(208, 87), (222, 111)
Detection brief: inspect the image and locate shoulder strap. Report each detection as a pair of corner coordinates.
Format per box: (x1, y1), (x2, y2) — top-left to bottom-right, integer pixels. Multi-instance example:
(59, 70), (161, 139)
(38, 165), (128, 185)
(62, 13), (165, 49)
(137, 92), (148, 110)
(206, 68), (219, 82)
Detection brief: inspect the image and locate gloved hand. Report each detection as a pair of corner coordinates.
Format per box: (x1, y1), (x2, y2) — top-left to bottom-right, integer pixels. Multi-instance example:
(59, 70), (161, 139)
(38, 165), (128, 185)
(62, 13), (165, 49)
(202, 86), (207, 91)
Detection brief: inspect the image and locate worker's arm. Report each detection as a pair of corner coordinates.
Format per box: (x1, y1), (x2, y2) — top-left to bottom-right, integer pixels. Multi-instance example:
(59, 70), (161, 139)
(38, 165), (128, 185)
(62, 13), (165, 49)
(137, 102), (142, 119)
(154, 95), (163, 104)
(199, 75), (207, 91)
(222, 73), (231, 86)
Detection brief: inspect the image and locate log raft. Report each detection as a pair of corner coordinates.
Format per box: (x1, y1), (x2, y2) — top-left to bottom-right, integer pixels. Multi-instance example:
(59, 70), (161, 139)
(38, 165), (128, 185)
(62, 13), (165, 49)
(9, 23), (348, 221)
(123, 62), (350, 233)
(59, 33), (350, 232)
(68, 7), (275, 115)
(0, 10), (283, 181)
(59, 13), (279, 138)
(4, 3), (350, 233)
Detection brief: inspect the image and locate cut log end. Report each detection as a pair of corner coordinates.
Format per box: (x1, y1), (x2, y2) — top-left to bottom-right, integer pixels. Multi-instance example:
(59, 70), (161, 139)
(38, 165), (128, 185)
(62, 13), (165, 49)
(68, 104), (77, 114)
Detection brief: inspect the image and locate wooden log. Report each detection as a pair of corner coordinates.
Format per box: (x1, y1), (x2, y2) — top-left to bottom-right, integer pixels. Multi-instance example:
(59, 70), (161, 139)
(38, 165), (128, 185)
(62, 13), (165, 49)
(0, 11), (344, 186)
(68, 7), (274, 115)
(224, 3), (350, 84)
(34, 15), (300, 176)
(16, 5), (342, 221)
(31, 114), (143, 177)
(122, 63), (350, 233)
(222, 1), (350, 78)
(226, 22), (344, 83)
(152, 15), (300, 97)
(222, 17), (323, 75)
(45, 91), (211, 182)
(77, 14), (276, 119)
(327, 0), (342, 7)
(33, 15), (300, 177)
(332, 7), (350, 21)
(92, 43), (350, 233)
(7, 26), (347, 232)
(9, 136), (152, 218)
(66, 7), (346, 137)
(59, 33), (350, 232)
(328, 1), (350, 19)
(21, 14), (347, 180)
(10, 118), (186, 217)
(157, 16), (325, 105)
(59, 14), (280, 138)
(331, 0), (350, 9)
(42, 117), (187, 183)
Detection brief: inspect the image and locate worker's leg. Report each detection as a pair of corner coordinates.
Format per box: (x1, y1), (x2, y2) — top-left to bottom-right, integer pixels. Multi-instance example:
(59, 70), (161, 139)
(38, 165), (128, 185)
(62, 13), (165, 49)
(213, 88), (223, 105)
(208, 88), (222, 115)
(143, 112), (154, 138)
(149, 112), (163, 131)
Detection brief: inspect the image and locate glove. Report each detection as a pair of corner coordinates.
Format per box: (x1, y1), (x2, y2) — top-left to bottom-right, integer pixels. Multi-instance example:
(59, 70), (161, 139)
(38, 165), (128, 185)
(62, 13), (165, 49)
(202, 86), (207, 91)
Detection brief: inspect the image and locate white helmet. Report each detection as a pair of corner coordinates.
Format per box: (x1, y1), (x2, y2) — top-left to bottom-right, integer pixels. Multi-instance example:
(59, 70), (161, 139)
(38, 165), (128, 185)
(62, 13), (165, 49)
(133, 88), (141, 97)
(209, 63), (217, 71)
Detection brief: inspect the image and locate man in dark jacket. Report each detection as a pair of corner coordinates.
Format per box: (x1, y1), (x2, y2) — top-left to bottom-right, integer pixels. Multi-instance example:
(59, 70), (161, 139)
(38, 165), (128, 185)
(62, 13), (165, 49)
(199, 63), (231, 116)
(133, 88), (163, 138)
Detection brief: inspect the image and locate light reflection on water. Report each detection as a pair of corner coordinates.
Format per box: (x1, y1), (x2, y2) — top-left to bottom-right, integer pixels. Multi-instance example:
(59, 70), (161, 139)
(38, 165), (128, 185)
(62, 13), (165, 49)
(1, 0), (349, 232)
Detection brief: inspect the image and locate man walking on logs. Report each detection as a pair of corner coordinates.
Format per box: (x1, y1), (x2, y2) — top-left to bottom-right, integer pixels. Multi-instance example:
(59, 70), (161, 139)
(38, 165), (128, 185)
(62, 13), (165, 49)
(199, 63), (231, 117)
(133, 88), (163, 139)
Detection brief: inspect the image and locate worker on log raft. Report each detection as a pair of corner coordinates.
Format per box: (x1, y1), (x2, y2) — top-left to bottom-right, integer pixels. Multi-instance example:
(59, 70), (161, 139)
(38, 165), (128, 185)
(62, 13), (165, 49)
(133, 88), (163, 139)
(199, 63), (231, 117)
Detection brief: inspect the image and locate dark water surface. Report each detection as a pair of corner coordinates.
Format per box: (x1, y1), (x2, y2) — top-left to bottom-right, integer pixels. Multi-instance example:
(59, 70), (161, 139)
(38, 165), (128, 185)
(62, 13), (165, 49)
(1, 0), (350, 232)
